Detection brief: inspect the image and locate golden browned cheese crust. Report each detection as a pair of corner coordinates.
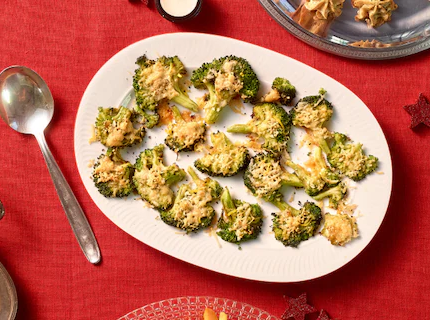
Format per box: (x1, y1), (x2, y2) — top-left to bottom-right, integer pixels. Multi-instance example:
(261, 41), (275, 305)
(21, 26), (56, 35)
(321, 213), (359, 246)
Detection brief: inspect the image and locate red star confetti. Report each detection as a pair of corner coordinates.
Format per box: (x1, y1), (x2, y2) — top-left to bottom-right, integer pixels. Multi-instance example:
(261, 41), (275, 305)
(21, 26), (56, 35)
(316, 309), (331, 320)
(403, 93), (430, 128)
(282, 293), (317, 320)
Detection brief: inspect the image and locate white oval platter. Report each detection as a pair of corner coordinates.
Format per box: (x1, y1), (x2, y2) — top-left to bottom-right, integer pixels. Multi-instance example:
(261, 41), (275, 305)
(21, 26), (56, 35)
(74, 32), (392, 282)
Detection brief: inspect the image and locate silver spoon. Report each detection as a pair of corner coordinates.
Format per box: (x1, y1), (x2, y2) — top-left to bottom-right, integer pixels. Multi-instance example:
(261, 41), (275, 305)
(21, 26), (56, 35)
(0, 66), (101, 264)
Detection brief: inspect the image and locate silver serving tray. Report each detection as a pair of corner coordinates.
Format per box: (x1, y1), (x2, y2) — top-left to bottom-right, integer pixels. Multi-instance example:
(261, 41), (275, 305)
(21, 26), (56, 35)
(258, 0), (430, 60)
(0, 262), (18, 320)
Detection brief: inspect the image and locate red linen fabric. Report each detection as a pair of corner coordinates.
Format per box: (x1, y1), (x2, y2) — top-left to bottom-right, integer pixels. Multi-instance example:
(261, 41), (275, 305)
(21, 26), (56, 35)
(0, 1), (430, 319)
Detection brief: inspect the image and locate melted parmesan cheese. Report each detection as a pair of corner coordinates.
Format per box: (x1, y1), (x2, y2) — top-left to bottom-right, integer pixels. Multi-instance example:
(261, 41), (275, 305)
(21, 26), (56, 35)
(337, 201), (358, 216)
(167, 121), (205, 148)
(173, 188), (213, 229)
(262, 89), (281, 103)
(249, 158), (283, 197)
(334, 143), (367, 179)
(213, 60), (243, 107)
(134, 166), (173, 208)
(292, 101), (333, 130)
(138, 61), (178, 101)
(244, 134), (262, 151)
(88, 159), (95, 168)
(93, 155), (130, 195)
(277, 210), (302, 240)
(89, 125), (97, 144)
(205, 227), (222, 248)
(105, 118), (136, 147)
(98, 111), (142, 148)
(321, 213), (358, 246)
(197, 145), (245, 175)
(255, 117), (281, 140)
(226, 203), (256, 241)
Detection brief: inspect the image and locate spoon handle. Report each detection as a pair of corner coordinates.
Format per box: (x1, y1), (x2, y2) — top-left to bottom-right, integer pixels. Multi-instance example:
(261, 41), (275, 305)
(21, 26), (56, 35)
(34, 132), (101, 264)
(0, 200), (4, 220)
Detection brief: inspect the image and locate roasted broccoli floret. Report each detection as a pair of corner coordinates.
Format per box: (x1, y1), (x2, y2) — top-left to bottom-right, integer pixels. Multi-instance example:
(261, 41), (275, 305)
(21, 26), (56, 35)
(194, 131), (250, 177)
(290, 89), (333, 129)
(327, 132), (378, 181)
(285, 147), (340, 196)
(227, 103), (291, 154)
(133, 144), (186, 211)
(94, 106), (145, 148)
(164, 106), (206, 152)
(92, 148), (134, 198)
(191, 55), (259, 124)
(290, 89), (333, 153)
(312, 182), (347, 209)
(312, 146), (340, 187)
(262, 77), (296, 105)
(138, 109), (160, 129)
(244, 153), (303, 203)
(133, 55), (198, 114)
(321, 213), (358, 246)
(160, 167), (222, 232)
(284, 159), (325, 197)
(217, 187), (263, 244)
(271, 199), (322, 247)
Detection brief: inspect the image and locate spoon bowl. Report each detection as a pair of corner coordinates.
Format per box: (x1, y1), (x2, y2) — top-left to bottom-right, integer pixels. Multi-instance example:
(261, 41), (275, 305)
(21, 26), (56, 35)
(0, 66), (101, 264)
(0, 66), (53, 134)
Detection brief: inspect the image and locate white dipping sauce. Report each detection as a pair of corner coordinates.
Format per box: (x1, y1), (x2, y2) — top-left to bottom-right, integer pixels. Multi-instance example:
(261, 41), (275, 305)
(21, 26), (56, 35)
(160, 0), (198, 17)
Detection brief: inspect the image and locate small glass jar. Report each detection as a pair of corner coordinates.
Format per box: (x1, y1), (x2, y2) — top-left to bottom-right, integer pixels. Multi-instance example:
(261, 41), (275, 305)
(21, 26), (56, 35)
(155, 0), (202, 22)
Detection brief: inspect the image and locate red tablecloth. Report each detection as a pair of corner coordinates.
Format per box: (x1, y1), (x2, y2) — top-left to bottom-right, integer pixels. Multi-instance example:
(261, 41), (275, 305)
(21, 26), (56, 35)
(1, 1), (430, 319)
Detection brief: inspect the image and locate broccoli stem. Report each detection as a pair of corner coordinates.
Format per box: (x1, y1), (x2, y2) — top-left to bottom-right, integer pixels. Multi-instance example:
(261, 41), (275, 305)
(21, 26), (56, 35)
(282, 171), (304, 187)
(220, 187), (236, 213)
(113, 106), (129, 121)
(203, 83), (223, 124)
(151, 149), (161, 167)
(227, 124), (253, 134)
(165, 171), (187, 185)
(319, 137), (331, 155)
(271, 199), (299, 216)
(205, 109), (220, 124)
(171, 105), (183, 122)
(187, 166), (202, 184)
(313, 146), (326, 168)
(211, 131), (232, 147)
(207, 82), (219, 110)
(312, 187), (336, 201)
(171, 93), (199, 112)
(312, 183), (345, 209)
(207, 82), (217, 104)
(285, 160), (308, 181)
